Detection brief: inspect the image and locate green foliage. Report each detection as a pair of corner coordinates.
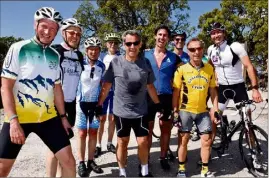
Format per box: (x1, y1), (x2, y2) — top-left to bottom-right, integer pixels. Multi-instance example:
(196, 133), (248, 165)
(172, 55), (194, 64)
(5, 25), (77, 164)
(74, 0), (195, 49)
(197, 0), (268, 70)
(0, 36), (23, 66)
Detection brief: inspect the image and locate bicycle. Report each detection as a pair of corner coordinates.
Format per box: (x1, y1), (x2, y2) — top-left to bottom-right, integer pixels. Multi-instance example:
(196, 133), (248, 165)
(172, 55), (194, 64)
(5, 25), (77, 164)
(212, 99), (268, 177)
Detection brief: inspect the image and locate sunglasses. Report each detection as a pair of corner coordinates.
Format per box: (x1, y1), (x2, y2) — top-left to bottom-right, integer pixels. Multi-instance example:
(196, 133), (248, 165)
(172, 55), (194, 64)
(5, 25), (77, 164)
(108, 41), (119, 45)
(188, 47), (203, 53)
(125, 41), (140, 47)
(175, 38), (185, 42)
(90, 67), (95, 79)
(65, 30), (82, 37)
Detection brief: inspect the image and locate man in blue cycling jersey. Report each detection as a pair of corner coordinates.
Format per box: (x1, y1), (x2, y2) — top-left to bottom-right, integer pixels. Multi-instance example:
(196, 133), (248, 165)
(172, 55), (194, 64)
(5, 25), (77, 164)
(0, 7), (76, 177)
(172, 30), (189, 64)
(145, 25), (181, 170)
(46, 18), (84, 177)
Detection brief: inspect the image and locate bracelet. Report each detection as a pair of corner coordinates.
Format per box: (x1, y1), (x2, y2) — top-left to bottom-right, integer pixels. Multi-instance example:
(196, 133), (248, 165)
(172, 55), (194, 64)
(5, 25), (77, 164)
(9, 114), (18, 121)
(60, 113), (67, 118)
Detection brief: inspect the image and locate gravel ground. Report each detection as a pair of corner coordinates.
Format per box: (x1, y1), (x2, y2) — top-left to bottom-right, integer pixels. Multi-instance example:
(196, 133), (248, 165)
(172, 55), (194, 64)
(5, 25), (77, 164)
(0, 91), (268, 177)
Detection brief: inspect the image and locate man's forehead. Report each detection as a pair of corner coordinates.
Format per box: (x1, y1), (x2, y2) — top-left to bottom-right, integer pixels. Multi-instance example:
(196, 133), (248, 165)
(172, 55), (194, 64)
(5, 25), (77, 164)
(188, 41), (202, 47)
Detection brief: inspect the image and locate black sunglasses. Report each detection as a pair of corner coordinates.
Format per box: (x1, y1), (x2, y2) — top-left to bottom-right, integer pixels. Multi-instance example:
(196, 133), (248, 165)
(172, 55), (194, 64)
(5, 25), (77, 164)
(90, 67), (95, 79)
(188, 47), (203, 53)
(175, 38), (185, 42)
(125, 41), (140, 47)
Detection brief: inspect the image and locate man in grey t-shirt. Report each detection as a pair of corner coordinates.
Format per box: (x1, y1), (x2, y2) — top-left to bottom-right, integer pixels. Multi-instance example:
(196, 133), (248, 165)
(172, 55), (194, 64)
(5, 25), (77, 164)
(96, 30), (163, 177)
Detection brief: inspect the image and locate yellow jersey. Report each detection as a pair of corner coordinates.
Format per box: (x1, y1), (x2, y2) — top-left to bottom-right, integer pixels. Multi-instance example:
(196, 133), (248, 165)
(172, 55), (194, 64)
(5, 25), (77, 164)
(173, 62), (216, 114)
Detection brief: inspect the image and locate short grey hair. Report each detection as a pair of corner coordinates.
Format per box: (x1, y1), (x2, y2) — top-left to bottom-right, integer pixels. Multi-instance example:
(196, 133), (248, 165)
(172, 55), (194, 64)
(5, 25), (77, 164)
(122, 30), (142, 42)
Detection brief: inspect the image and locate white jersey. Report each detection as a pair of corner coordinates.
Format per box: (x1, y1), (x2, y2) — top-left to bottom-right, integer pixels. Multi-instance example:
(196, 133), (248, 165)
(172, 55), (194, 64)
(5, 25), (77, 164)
(208, 41), (248, 85)
(103, 54), (116, 70)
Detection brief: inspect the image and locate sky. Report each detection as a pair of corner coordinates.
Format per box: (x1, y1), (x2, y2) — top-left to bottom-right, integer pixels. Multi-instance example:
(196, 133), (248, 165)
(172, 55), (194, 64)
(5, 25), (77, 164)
(0, 1), (221, 44)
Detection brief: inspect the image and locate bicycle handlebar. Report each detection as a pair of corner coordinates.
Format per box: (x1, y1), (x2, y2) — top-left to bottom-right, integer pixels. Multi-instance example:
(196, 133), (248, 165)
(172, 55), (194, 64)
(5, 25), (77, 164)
(235, 99), (268, 110)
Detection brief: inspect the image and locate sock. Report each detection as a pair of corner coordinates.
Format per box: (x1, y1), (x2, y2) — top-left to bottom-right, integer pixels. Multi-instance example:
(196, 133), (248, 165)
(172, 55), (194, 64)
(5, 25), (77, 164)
(107, 142), (112, 146)
(201, 163), (209, 174)
(141, 164), (149, 176)
(178, 162), (185, 171)
(96, 143), (101, 148)
(119, 168), (126, 177)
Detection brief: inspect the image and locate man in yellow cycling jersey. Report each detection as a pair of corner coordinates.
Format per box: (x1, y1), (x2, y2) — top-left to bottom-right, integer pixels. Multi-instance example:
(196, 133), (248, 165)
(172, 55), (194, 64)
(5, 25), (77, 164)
(0, 7), (75, 177)
(172, 38), (219, 177)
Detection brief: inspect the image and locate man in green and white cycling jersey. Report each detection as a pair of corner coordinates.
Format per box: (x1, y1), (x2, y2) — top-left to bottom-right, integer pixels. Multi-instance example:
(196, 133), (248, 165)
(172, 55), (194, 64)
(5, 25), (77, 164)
(0, 7), (76, 177)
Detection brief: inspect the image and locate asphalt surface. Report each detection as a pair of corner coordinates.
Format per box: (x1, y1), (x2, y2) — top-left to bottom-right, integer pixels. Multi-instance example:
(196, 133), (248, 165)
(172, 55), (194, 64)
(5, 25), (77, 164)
(0, 91), (267, 177)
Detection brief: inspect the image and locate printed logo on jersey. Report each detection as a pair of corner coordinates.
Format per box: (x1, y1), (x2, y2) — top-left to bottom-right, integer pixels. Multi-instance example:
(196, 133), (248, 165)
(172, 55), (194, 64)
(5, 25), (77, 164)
(48, 60), (58, 70)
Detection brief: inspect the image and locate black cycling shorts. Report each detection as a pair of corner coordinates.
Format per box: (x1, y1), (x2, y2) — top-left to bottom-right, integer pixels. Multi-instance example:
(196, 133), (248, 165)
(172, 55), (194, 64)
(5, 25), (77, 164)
(65, 100), (76, 127)
(219, 82), (249, 104)
(147, 94), (172, 122)
(0, 117), (70, 159)
(114, 115), (149, 138)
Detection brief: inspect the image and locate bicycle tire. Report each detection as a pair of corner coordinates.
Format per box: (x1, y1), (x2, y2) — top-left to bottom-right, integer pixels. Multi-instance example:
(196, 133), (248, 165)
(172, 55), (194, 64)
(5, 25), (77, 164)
(212, 121), (228, 151)
(239, 125), (268, 177)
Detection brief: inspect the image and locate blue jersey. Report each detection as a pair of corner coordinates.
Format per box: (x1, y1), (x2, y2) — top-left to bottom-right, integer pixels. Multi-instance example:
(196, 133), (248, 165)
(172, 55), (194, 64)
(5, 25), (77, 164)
(77, 59), (105, 102)
(144, 49), (179, 95)
(179, 51), (190, 64)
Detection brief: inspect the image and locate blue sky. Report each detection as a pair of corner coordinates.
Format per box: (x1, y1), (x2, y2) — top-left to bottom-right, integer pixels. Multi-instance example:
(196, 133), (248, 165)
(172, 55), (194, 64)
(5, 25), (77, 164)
(0, 1), (220, 44)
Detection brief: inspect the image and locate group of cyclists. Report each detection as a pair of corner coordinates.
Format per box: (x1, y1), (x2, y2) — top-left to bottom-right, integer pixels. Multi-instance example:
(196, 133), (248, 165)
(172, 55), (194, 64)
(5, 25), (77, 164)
(0, 6), (263, 178)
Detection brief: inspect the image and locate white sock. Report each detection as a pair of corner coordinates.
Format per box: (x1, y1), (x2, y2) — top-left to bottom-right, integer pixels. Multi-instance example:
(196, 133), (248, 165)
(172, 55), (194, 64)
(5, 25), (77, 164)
(96, 143), (101, 148)
(107, 142), (112, 146)
(141, 164), (148, 176)
(119, 168), (126, 177)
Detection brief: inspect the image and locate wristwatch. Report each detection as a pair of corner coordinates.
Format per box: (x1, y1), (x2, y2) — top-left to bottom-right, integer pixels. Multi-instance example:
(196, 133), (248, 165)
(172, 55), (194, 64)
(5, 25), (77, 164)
(60, 113), (67, 118)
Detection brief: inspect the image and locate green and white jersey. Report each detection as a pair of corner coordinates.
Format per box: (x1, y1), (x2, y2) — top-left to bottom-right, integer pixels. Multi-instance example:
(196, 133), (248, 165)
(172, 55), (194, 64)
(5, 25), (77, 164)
(1, 38), (61, 123)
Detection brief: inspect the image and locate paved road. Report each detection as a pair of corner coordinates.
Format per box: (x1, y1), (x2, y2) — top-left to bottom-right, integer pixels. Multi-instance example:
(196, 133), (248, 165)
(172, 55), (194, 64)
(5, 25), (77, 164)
(0, 91), (267, 177)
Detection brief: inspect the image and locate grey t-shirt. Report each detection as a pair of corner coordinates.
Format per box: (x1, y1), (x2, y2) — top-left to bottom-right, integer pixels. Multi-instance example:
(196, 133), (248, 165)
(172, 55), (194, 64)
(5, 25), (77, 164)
(103, 55), (155, 118)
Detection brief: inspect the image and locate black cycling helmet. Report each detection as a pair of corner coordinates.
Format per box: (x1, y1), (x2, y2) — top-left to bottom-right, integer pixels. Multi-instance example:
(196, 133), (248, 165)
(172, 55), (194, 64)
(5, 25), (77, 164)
(208, 22), (226, 34)
(171, 30), (187, 40)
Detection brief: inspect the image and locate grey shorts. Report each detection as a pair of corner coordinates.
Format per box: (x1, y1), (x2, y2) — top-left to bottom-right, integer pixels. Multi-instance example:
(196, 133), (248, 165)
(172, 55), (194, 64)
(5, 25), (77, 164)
(179, 110), (212, 134)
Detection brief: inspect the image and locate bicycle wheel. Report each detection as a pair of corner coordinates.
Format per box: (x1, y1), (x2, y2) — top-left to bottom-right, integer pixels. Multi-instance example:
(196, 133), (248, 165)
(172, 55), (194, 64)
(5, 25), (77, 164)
(212, 125), (223, 150)
(239, 125), (268, 177)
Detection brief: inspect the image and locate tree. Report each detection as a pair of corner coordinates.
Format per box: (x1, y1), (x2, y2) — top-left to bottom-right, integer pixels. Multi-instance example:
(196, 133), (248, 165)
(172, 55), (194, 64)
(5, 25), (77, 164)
(0, 36), (24, 65)
(73, 0), (195, 49)
(197, 0), (268, 70)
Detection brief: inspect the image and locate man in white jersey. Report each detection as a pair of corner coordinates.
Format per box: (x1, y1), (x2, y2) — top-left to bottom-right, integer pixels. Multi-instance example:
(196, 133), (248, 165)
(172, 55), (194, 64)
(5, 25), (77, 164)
(46, 18), (84, 177)
(95, 33), (121, 157)
(0, 7), (76, 177)
(207, 22), (262, 141)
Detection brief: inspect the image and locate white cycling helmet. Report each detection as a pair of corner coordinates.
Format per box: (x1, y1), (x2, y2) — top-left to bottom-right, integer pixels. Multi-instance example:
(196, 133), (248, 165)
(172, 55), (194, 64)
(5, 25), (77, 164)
(84, 37), (102, 49)
(104, 33), (121, 42)
(61, 18), (82, 32)
(34, 7), (63, 26)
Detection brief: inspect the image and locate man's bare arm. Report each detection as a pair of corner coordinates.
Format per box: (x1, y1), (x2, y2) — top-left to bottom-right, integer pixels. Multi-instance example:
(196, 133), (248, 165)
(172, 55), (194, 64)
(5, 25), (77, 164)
(146, 83), (160, 104)
(97, 82), (112, 106)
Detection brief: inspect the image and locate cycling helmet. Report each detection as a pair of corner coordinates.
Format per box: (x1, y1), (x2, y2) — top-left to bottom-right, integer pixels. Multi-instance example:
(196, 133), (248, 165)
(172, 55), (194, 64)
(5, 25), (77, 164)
(208, 22), (226, 34)
(84, 37), (102, 49)
(172, 30), (187, 39)
(104, 33), (121, 42)
(34, 7), (63, 25)
(61, 18), (82, 32)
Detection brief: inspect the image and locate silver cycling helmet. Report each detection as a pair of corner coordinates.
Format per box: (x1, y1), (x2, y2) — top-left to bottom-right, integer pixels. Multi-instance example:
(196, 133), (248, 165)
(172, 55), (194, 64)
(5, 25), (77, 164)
(61, 18), (83, 32)
(84, 37), (102, 49)
(34, 7), (63, 26)
(208, 22), (226, 34)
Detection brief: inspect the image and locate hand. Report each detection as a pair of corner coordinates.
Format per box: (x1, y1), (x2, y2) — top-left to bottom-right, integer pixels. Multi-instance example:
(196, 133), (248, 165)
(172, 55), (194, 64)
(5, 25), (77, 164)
(252, 89), (263, 103)
(155, 103), (164, 119)
(61, 117), (72, 135)
(213, 111), (221, 124)
(10, 118), (25, 145)
(170, 111), (181, 128)
(95, 105), (103, 118)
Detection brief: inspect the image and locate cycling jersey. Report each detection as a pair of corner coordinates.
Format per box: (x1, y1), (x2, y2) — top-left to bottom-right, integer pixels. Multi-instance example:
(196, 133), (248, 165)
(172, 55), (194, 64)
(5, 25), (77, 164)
(208, 41), (247, 85)
(144, 49), (180, 95)
(52, 43), (83, 102)
(173, 62), (216, 114)
(179, 51), (190, 64)
(1, 38), (61, 123)
(77, 59), (105, 102)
